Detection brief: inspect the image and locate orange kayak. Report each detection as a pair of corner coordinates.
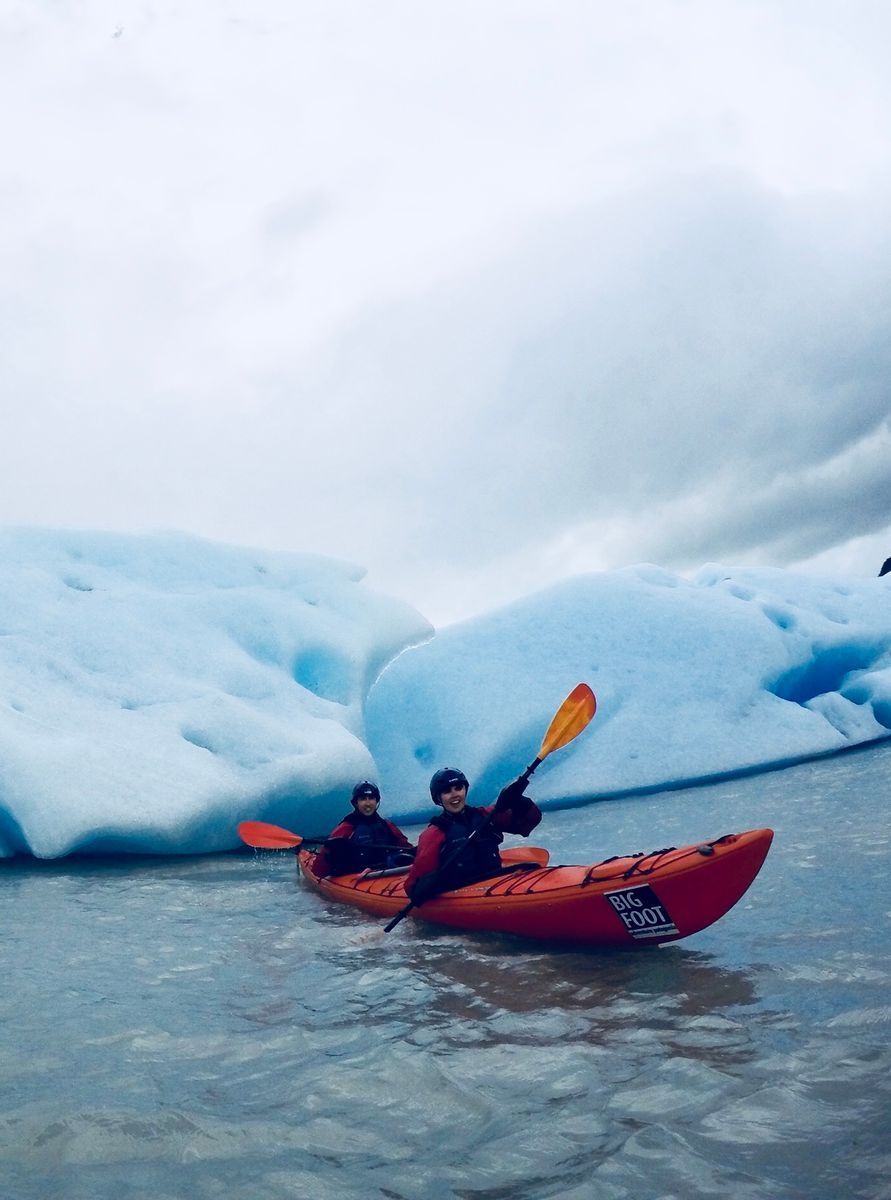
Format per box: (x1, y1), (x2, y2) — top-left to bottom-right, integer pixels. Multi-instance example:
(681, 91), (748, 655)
(297, 827), (774, 947)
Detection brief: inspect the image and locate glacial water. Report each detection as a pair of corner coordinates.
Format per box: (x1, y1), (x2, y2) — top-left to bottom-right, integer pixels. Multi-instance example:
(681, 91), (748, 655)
(2, 742), (890, 1200)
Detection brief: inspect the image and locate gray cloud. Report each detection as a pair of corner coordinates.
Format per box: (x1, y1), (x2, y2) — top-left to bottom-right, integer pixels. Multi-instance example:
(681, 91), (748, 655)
(3, 2), (891, 624)
(299, 174), (891, 604)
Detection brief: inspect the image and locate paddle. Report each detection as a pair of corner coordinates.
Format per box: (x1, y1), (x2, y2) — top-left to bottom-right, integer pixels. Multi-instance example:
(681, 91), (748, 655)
(382, 682), (596, 933)
(514, 682), (597, 787)
(238, 820), (336, 851)
(237, 819), (549, 870)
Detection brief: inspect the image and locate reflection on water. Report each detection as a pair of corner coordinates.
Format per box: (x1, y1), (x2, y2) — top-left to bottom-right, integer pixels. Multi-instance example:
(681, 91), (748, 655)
(2, 741), (890, 1199)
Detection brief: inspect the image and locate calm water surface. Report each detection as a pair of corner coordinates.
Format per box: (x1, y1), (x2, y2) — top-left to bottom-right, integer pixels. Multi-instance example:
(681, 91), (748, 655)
(2, 744), (890, 1200)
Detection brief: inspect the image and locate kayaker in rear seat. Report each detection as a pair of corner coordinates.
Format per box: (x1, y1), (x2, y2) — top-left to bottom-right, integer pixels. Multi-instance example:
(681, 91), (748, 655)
(404, 768), (541, 905)
(311, 781), (414, 878)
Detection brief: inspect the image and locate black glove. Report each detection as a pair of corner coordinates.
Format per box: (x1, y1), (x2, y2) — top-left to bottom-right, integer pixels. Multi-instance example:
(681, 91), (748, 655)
(495, 776), (529, 811)
(409, 874), (440, 906)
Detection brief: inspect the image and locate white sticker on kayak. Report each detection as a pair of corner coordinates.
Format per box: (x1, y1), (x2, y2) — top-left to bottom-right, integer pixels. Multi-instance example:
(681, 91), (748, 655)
(604, 883), (679, 940)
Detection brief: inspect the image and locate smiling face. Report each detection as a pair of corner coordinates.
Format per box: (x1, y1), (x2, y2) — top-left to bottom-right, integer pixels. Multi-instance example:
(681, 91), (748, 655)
(437, 782), (468, 815)
(354, 794), (380, 817)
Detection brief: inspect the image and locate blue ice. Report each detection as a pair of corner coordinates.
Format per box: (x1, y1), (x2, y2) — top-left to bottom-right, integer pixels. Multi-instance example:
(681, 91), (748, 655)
(1, 530), (889, 857)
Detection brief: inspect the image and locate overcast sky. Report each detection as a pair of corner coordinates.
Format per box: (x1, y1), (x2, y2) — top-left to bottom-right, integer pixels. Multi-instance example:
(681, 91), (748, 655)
(3, 1), (891, 625)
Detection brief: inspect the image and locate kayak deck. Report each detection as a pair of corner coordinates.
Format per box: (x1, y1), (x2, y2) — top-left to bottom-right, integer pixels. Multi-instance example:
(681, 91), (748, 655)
(297, 827), (774, 947)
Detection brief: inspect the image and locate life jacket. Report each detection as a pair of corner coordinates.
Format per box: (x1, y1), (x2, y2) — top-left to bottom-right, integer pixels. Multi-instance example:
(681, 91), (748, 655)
(342, 813), (410, 870)
(431, 805), (504, 887)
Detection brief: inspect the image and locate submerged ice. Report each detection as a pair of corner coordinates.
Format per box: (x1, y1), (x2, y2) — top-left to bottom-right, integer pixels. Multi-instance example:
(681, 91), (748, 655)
(1, 530), (889, 858)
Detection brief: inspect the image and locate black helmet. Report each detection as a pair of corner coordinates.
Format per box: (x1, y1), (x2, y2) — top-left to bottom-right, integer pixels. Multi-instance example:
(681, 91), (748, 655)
(351, 780), (381, 807)
(429, 767), (469, 805)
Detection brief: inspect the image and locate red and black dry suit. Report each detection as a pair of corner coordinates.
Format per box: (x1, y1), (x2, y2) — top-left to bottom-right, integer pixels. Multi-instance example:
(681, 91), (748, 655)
(311, 810), (414, 878)
(405, 792), (541, 902)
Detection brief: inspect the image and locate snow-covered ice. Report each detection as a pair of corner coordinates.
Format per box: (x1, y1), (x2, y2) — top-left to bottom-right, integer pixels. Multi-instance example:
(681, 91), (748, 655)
(1, 530), (889, 857)
(0, 529), (431, 858)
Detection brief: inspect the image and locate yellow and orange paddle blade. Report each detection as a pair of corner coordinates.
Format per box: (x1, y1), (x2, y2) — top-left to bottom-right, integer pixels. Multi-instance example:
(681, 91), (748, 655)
(537, 683), (597, 761)
(238, 821), (304, 850)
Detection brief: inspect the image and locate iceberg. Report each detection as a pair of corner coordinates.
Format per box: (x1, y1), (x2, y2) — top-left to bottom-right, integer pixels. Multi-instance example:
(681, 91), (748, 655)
(365, 564), (891, 821)
(0, 529), (431, 858)
(2, 529), (889, 859)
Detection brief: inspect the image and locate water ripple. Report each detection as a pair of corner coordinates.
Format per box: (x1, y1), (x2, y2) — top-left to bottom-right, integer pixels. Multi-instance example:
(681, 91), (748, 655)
(4, 743), (891, 1198)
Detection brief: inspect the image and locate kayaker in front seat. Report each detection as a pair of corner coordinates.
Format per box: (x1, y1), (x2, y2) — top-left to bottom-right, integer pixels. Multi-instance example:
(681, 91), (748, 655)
(311, 781), (414, 878)
(404, 767), (541, 905)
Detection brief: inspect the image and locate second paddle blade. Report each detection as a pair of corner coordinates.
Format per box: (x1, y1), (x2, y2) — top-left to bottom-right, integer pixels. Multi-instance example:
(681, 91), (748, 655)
(237, 821), (303, 850)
